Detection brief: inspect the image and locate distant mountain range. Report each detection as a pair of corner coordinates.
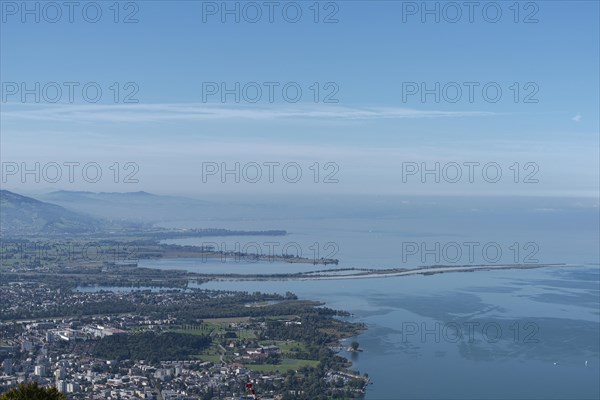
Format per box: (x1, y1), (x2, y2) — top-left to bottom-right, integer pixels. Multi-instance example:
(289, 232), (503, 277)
(1, 189), (264, 236)
(6, 189), (460, 236)
(0, 190), (107, 236)
(0, 189), (292, 236)
(36, 190), (216, 223)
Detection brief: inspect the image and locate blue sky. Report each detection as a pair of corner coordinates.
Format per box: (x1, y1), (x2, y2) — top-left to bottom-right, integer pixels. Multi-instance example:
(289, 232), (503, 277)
(1, 1), (598, 197)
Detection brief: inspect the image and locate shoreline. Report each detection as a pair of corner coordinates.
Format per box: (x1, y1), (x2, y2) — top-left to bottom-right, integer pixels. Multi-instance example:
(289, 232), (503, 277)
(200, 263), (574, 282)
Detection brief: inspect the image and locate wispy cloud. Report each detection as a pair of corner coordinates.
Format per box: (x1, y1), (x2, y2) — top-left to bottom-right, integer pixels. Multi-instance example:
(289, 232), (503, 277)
(572, 113), (582, 122)
(1, 103), (497, 123)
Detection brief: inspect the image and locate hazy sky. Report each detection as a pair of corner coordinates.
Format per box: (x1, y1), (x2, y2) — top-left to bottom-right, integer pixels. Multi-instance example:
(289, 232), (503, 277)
(1, 1), (598, 197)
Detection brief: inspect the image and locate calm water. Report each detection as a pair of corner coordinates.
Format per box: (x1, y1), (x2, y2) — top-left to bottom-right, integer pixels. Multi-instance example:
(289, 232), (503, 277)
(78, 265), (600, 398)
(140, 203), (599, 398)
(199, 265), (600, 400)
(155, 198), (599, 269)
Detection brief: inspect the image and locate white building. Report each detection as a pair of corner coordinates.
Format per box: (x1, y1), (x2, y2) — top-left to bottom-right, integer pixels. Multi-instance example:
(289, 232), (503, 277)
(56, 380), (67, 393)
(34, 365), (46, 377)
(66, 382), (80, 393)
(54, 367), (66, 380)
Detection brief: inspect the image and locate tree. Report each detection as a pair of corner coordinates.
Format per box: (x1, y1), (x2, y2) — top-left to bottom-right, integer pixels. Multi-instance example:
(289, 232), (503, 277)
(0, 382), (68, 400)
(350, 341), (359, 351)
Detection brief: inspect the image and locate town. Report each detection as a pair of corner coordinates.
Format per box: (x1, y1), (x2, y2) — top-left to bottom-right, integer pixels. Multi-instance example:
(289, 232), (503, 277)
(0, 281), (369, 399)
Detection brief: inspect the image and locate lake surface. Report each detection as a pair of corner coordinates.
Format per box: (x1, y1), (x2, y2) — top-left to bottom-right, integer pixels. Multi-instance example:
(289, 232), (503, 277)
(142, 202), (600, 398)
(200, 264), (600, 400)
(155, 197), (599, 269)
(85, 264), (600, 399)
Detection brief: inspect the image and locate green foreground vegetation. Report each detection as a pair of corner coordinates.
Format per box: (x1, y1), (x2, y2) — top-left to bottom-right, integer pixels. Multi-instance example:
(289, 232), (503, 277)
(0, 382), (67, 400)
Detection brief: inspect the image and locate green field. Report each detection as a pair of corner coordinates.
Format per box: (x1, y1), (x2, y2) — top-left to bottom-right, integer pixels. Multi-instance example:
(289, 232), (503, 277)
(277, 341), (306, 355)
(266, 315), (298, 320)
(246, 358), (319, 373)
(193, 344), (223, 363)
(193, 354), (221, 363)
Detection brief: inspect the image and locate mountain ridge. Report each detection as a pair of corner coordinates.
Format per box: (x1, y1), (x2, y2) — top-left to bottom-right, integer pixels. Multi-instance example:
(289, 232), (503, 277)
(0, 190), (107, 236)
